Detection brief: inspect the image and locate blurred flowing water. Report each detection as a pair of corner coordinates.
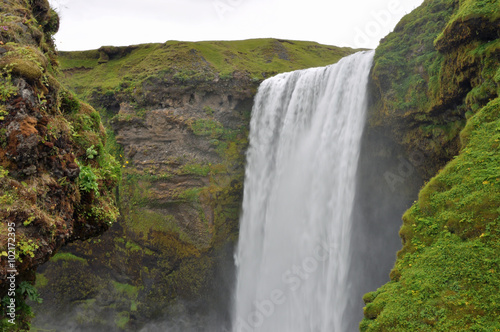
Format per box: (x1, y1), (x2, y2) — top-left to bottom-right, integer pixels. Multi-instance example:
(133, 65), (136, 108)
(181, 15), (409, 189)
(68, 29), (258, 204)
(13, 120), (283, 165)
(233, 51), (375, 332)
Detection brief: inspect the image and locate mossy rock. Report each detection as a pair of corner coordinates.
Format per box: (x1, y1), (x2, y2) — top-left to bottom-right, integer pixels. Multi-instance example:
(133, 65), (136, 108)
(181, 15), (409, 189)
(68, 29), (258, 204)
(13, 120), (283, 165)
(9, 60), (43, 81)
(363, 301), (385, 320)
(0, 1), (120, 330)
(362, 291), (378, 304)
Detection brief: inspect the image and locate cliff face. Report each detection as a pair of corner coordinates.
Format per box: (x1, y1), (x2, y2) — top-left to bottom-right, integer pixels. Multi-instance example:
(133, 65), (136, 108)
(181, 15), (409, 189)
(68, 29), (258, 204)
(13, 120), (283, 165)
(361, 0), (499, 330)
(34, 82), (251, 330)
(367, 0), (498, 179)
(0, 0), (119, 330)
(31, 40), (359, 330)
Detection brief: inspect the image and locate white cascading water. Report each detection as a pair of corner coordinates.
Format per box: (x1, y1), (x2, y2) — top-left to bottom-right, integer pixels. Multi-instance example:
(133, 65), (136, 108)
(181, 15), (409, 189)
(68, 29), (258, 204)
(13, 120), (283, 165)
(232, 51), (375, 332)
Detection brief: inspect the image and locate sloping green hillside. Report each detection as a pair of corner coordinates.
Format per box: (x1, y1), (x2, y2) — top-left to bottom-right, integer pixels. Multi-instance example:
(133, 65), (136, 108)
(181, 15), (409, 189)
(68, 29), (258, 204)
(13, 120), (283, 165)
(362, 99), (500, 331)
(58, 39), (357, 100)
(361, 0), (500, 330)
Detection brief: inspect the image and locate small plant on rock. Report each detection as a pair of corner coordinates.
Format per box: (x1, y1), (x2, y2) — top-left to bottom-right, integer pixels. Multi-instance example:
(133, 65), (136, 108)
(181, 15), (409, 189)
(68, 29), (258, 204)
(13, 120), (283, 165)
(86, 145), (98, 159)
(78, 164), (99, 196)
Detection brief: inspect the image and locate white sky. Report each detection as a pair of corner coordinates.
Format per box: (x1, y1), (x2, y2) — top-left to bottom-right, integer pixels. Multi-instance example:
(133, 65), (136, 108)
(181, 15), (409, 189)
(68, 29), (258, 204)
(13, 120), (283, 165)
(47, 0), (424, 51)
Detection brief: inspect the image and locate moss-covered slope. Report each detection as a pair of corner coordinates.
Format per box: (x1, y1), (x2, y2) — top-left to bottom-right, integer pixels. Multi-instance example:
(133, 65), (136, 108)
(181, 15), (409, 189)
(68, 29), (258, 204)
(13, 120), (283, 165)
(361, 0), (499, 330)
(56, 39), (358, 117)
(58, 39), (356, 95)
(0, 0), (119, 330)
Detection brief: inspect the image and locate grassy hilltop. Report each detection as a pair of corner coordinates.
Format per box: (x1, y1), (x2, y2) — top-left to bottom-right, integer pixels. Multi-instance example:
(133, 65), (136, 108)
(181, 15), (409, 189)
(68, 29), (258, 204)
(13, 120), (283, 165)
(57, 38), (357, 101)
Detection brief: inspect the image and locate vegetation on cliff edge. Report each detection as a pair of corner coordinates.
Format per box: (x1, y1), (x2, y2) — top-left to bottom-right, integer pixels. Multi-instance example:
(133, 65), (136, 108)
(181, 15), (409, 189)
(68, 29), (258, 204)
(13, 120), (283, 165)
(57, 39), (358, 103)
(0, 0), (120, 330)
(361, 0), (499, 330)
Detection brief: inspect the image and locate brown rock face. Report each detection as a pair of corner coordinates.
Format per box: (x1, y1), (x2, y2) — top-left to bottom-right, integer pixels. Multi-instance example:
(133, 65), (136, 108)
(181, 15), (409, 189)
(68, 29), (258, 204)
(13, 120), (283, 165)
(111, 83), (253, 248)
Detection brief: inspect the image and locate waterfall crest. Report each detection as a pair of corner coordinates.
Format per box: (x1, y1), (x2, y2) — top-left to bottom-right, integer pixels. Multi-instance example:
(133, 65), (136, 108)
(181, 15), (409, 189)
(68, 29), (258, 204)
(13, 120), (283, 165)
(232, 51), (375, 332)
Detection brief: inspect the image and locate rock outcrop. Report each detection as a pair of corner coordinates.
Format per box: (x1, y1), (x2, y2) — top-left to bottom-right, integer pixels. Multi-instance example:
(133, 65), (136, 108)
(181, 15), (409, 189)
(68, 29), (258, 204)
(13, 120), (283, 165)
(0, 1), (119, 329)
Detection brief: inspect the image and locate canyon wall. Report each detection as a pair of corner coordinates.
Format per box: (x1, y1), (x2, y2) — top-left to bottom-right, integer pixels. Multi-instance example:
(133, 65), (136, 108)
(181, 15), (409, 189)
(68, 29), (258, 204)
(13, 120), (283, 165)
(32, 40), (358, 331)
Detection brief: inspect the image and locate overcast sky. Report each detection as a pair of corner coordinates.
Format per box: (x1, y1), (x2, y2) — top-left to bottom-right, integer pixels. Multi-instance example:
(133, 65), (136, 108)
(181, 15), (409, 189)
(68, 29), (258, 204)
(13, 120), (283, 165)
(47, 0), (424, 51)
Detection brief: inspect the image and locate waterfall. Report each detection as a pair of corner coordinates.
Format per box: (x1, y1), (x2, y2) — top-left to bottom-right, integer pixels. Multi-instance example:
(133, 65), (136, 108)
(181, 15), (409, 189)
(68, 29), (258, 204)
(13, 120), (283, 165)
(232, 51), (375, 332)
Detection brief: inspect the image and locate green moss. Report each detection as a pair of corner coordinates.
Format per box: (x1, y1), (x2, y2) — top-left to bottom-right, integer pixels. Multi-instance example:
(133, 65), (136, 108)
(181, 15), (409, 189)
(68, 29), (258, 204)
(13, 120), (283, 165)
(50, 252), (87, 264)
(9, 59), (44, 81)
(111, 281), (139, 298)
(119, 193), (189, 242)
(173, 187), (203, 202)
(125, 240), (142, 253)
(34, 274), (48, 289)
(178, 162), (211, 177)
(361, 236), (500, 331)
(363, 291), (379, 304)
(165, 254), (213, 300)
(436, 0), (500, 43)
(59, 89), (81, 113)
(189, 118), (225, 137)
(0, 66), (17, 102)
(372, 0), (455, 112)
(363, 301), (385, 320)
(130, 300), (138, 312)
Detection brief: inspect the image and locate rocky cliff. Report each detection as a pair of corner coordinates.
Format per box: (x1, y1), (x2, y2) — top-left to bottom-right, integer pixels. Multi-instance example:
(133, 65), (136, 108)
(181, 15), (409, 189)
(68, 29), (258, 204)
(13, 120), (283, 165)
(0, 0), (119, 330)
(31, 40), (359, 330)
(361, 0), (499, 330)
